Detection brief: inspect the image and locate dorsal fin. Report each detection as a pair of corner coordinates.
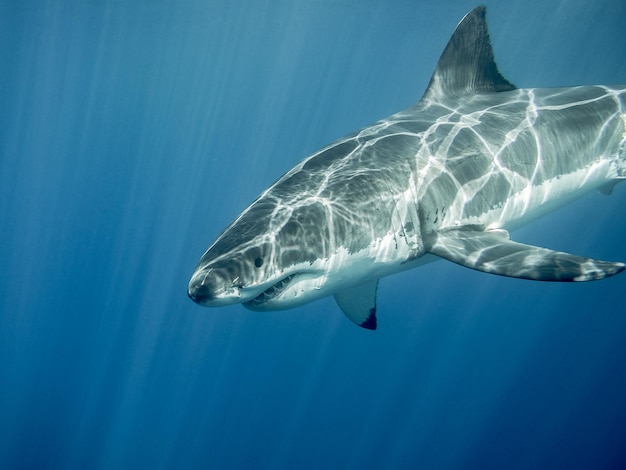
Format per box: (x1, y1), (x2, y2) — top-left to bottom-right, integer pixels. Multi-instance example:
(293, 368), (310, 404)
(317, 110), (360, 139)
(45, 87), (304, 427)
(423, 6), (515, 101)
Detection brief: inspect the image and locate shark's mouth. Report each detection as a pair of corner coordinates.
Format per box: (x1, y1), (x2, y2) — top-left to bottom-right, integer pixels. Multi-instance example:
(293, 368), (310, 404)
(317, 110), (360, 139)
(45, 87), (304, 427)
(244, 274), (295, 308)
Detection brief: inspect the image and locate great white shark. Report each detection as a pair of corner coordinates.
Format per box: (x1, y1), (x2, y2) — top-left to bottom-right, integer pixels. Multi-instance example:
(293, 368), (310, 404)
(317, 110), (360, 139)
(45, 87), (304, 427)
(188, 6), (625, 329)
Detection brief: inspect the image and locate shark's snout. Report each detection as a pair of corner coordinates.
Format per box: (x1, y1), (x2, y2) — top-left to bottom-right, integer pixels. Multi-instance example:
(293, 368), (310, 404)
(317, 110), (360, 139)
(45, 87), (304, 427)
(187, 269), (226, 306)
(187, 280), (213, 304)
(187, 267), (247, 307)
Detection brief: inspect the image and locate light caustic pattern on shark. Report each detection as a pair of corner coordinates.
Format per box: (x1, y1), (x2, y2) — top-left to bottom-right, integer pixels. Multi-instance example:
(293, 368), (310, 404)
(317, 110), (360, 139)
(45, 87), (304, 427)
(188, 6), (626, 329)
(414, 86), (626, 229)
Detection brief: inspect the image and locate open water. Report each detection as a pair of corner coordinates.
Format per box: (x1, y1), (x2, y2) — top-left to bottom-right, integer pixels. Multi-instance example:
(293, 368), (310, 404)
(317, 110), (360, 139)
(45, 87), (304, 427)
(1, 1), (626, 468)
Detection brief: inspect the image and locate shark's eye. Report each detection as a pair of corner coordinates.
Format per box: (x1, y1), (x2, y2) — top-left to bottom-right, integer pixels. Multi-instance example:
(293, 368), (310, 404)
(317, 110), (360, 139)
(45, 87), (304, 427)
(254, 257), (264, 268)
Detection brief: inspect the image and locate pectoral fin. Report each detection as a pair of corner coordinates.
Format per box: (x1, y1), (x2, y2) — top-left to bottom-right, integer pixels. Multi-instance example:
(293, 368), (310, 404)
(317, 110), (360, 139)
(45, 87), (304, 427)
(334, 279), (379, 330)
(426, 227), (625, 281)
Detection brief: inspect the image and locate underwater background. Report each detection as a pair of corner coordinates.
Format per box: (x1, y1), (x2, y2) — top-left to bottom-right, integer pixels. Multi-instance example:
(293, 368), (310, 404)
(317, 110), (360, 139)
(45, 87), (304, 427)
(1, 0), (626, 468)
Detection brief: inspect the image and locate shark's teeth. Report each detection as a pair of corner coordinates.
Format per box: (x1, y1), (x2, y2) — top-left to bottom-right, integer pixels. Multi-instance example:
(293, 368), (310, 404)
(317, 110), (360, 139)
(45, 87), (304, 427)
(248, 275), (294, 306)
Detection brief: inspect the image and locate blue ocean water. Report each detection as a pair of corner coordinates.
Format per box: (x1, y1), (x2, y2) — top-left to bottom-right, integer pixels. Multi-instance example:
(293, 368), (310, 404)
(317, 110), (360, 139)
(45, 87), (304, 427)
(1, 0), (626, 468)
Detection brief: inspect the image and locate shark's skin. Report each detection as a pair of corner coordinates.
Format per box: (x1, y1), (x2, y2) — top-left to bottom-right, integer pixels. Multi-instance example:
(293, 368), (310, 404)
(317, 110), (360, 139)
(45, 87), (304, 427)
(188, 6), (626, 329)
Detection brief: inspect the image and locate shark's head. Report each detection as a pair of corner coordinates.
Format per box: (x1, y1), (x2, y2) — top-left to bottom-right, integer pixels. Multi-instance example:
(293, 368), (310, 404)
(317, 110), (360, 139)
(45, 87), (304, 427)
(188, 136), (425, 321)
(187, 194), (343, 311)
